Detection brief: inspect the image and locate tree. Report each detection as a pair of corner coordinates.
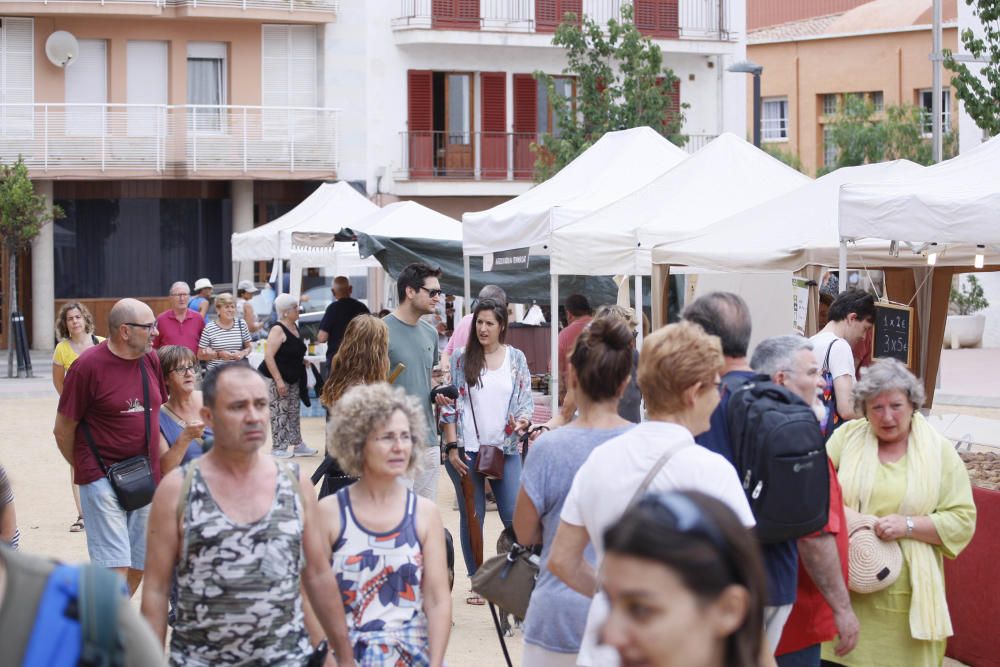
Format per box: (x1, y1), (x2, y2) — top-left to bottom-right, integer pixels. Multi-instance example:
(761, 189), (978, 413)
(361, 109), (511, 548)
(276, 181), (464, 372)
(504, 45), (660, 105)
(0, 157), (63, 376)
(533, 4), (687, 181)
(944, 0), (1000, 136)
(761, 143), (806, 173)
(819, 94), (956, 175)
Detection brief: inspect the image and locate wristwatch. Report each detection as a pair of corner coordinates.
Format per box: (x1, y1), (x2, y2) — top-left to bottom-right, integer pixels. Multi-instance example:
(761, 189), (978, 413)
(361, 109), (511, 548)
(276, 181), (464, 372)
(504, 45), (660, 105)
(905, 516), (915, 537)
(444, 442), (459, 455)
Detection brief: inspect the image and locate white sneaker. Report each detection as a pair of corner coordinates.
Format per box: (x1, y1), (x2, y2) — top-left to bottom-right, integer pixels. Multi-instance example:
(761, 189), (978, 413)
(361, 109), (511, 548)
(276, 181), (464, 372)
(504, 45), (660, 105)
(272, 449), (293, 459)
(292, 442), (318, 457)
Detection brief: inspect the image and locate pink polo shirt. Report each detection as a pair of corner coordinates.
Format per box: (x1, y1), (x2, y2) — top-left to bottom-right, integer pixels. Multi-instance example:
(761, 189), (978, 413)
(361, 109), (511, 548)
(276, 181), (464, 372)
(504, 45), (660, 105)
(154, 309), (205, 353)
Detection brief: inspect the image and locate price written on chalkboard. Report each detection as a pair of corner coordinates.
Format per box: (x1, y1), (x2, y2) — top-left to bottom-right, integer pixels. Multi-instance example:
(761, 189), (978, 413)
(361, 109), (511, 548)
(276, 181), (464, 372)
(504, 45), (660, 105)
(872, 303), (913, 366)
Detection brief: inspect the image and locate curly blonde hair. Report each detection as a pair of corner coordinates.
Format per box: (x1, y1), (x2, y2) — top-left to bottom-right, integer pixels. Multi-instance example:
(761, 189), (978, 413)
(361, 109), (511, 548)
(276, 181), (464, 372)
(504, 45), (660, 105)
(55, 302), (96, 341)
(320, 315), (390, 408)
(638, 321), (724, 415)
(326, 383), (426, 477)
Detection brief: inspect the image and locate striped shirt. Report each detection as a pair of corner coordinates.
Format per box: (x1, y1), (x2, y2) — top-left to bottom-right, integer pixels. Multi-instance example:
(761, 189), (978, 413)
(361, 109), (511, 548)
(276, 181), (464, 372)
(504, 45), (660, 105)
(198, 318), (251, 371)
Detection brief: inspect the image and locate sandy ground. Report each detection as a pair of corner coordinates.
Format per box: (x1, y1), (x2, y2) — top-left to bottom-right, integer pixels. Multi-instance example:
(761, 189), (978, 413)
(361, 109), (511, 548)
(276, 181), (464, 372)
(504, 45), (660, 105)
(0, 395), (522, 666)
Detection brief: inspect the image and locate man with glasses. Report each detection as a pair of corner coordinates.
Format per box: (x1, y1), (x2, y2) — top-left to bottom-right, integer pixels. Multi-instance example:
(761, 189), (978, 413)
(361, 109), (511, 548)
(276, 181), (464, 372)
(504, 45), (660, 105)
(54, 298), (169, 596)
(386, 262), (444, 500)
(154, 281), (205, 354)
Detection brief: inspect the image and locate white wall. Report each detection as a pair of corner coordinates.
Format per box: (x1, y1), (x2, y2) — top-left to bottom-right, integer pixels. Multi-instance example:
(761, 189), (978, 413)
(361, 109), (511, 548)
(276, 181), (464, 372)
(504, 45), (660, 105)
(326, 1), (747, 197)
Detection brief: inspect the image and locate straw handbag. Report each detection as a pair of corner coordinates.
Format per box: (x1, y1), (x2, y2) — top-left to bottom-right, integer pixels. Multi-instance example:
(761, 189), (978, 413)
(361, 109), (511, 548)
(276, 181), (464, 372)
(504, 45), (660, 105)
(846, 509), (903, 594)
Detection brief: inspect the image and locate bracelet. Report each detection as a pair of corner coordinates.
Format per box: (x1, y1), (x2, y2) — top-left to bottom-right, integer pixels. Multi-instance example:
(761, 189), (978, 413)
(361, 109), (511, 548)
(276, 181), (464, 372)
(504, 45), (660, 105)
(444, 442), (459, 454)
(905, 516), (915, 537)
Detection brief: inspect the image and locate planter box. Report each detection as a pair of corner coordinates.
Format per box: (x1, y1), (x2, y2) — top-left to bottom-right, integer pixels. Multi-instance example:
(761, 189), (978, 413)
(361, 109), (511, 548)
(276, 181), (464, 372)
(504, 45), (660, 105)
(944, 314), (986, 349)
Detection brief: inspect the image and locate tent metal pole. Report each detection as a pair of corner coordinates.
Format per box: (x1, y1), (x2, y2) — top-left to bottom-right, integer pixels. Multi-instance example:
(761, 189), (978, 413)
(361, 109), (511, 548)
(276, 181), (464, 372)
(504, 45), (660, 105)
(463, 255), (472, 316)
(635, 274), (644, 349)
(838, 239), (848, 293)
(550, 273), (560, 415)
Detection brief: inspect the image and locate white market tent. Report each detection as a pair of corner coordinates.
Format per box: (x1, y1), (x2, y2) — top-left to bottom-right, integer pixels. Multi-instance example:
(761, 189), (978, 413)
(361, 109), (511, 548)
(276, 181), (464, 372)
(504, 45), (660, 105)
(231, 181), (378, 263)
(462, 126), (688, 407)
(549, 133), (811, 278)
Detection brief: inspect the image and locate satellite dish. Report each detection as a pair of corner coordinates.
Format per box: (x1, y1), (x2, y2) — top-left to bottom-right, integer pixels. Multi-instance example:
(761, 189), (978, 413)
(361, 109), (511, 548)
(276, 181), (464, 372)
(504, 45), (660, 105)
(45, 31), (79, 68)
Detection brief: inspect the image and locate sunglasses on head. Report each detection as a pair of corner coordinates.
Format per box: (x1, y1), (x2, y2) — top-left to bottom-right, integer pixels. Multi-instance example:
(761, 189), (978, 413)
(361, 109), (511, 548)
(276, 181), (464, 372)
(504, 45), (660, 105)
(637, 492), (731, 559)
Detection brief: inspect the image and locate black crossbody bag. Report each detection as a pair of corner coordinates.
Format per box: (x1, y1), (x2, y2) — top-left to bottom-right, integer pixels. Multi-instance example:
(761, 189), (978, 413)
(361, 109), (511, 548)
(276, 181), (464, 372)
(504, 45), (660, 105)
(81, 356), (156, 512)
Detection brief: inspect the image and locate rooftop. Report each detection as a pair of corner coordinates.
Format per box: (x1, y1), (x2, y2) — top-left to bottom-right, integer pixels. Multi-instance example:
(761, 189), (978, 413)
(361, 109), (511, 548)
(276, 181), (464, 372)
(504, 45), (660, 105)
(749, 0), (957, 44)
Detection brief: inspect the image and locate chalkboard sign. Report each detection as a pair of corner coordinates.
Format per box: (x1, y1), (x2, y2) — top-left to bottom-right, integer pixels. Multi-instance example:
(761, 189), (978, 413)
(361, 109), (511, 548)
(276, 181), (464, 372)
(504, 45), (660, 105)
(872, 302), (913, 366)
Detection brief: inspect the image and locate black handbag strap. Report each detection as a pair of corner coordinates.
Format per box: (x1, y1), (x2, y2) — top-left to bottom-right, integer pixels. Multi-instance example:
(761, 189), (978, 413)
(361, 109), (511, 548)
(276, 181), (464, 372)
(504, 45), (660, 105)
(487, 602), (513, 667)
(81, 355), (152, 474)
(467, 386), (482, 442)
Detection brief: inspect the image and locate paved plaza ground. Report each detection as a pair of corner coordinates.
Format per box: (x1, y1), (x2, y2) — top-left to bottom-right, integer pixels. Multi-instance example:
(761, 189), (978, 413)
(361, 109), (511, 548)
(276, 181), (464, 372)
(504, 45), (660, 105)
(2, 348), (995, 665)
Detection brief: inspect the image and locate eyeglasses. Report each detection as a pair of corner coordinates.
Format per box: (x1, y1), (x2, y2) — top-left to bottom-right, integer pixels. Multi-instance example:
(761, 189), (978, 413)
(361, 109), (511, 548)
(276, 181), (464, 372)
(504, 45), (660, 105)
(171, 366), (198, 376)
(637, 492), (731, 560)
(125, 322), (158, 331)
(170, 292), (190, 298)
(374, 433), (414, 446)
(418, 286), (444, 299)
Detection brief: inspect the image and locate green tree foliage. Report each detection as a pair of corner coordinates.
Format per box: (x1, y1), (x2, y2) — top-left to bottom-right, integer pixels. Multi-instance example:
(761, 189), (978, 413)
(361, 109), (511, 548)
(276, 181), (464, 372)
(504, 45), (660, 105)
(761, 143), (806, 173)
(819, 95), (956, 175)
(533, 4), (687, 181)
(951, 274), (990, 315)
(944, 0), (1000, 136)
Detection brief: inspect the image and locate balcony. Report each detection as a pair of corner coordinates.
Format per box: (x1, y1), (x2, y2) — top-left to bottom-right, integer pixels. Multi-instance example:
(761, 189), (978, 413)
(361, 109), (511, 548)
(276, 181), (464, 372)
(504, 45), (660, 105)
(0, 104), (340, 179)
(1, 0), (339, 21)
(393, 0), (734, 42)
(396, 130), (540, 183)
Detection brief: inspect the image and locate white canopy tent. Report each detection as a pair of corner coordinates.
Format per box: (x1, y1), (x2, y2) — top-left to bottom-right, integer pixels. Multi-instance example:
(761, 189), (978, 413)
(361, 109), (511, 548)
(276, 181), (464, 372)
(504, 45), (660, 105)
(549, 133), (812, 277)
(462, 126), (689, 408)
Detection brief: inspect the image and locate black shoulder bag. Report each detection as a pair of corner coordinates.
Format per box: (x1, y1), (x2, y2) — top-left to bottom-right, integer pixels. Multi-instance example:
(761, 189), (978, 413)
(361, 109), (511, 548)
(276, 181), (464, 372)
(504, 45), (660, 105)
(81, 356), (157, 512)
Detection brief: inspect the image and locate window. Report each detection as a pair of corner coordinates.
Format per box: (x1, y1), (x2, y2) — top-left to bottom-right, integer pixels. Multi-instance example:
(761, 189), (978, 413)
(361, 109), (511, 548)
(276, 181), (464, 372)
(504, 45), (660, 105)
(127, 41), (168, 137)
(919, 89), (951, 135)
(761, 97), (788, 141)
(0, 17), (34, 138)
(822, 94), (838, 116)
(65, 39), (107, 136)
(187, 42), (227, 133)
(823, 126), (838, 168)
(404, 70), (473, 177)
(262, 25), (318, 139)
(537, 77), (575, 139)
(870, 91), (884, 112)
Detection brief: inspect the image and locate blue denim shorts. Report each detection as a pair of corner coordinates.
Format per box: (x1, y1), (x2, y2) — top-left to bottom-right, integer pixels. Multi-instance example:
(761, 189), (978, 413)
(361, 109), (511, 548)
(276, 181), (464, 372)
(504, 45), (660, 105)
(79, 477), (150, 569)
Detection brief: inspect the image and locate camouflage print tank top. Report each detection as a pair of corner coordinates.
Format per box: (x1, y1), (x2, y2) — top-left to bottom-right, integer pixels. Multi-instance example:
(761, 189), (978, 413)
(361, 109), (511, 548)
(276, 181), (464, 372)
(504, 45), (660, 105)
(169, 460), (312, 666)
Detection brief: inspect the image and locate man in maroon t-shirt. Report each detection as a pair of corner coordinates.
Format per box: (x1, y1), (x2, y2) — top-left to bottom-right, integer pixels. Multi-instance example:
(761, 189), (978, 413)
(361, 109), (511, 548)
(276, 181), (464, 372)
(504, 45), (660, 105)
(153, 281), (205, 353)
(54, 298), (167, 595)
(557, 294), (592, 401)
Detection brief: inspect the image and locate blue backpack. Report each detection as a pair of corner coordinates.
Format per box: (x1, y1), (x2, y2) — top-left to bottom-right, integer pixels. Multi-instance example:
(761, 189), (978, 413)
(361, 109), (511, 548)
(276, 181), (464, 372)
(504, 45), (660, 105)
(21, 563), (126, 667)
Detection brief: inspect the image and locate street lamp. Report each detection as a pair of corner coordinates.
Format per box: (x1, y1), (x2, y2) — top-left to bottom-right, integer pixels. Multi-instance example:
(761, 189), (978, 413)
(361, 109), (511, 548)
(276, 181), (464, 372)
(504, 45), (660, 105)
(727, 60), (764, 148)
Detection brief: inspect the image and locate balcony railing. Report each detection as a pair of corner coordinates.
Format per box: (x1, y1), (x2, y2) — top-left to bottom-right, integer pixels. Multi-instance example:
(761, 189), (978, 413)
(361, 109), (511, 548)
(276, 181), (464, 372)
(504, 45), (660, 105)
(681, 133), (715, 153)
(394, 0), (733, 41)
(397, 131), (540, 181)
(15, 0), (339, 13)
(0, 104), (339, 176)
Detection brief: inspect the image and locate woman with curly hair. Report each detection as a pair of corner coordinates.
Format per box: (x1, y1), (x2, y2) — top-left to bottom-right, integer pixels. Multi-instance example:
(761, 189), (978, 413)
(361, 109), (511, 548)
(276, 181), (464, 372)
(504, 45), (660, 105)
(52, 301), (103, 533)
(319, 383), (452, 666)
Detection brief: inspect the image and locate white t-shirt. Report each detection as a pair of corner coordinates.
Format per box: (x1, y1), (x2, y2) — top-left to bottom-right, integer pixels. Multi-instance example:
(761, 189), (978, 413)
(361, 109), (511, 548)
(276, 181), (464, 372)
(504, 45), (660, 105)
(810, 330), (855, 380)
(560, 421), (755, 666)
(461, 346), (512, 452)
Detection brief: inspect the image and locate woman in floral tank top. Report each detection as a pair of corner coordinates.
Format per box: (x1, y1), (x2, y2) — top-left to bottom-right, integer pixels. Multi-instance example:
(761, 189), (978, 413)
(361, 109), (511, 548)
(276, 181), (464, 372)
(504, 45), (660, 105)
(320, 383), (452, 666)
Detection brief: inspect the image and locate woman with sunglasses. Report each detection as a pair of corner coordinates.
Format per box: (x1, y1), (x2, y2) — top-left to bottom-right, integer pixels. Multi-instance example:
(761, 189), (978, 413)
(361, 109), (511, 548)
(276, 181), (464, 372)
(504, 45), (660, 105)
(601, 490), (767, 667)
(441, 298), (533, 603)
(549, 321), (756, 666)
(157, 345), (210, 475)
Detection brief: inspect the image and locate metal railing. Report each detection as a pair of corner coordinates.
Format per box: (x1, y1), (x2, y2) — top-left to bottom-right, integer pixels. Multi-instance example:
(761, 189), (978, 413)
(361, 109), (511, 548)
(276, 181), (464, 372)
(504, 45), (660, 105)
(397, 130), (540, 181)
(0, 104), (340, 176)
(681, 133), (716, 153)
(22, 0), (339, 12)
(394, 0), (733, 41)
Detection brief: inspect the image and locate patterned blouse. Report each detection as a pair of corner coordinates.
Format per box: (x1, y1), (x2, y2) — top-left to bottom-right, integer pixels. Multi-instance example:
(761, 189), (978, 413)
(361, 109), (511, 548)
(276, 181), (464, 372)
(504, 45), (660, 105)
(441, 345), (534, 456)
(332, 487), (429, 666)
(170, 460), (311, 666)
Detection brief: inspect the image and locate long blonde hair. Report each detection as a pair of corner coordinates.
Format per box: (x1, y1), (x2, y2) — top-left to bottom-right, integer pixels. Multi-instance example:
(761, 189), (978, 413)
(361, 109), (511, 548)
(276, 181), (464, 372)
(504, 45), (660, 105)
(320, 314), (390, 407)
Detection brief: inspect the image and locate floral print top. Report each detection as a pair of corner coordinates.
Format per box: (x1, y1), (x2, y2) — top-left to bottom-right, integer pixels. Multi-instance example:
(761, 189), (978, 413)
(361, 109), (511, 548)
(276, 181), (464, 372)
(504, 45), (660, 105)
(441, 345), (534, 456)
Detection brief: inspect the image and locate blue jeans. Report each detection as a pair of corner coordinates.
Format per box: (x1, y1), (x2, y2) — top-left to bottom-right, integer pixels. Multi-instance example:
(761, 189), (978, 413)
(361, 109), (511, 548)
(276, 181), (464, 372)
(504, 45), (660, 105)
(776, 644), (821, 667)
(445, 449), (522, 576)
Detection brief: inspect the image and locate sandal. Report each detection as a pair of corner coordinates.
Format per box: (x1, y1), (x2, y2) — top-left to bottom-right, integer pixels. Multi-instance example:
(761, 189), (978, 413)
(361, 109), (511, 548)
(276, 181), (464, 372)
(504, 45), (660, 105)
(465, 594), (485, 606)
(70, 517), (84, 533)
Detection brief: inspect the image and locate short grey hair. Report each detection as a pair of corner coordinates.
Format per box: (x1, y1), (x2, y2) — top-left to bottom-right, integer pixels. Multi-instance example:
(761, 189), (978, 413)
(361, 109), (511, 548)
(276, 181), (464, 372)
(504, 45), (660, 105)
(595, 304), (639, 330)
(477, 284), (507, 307)
(853, 358), (925, 414)
(751, 335), (813, 377)
(273, 294), (299, 318)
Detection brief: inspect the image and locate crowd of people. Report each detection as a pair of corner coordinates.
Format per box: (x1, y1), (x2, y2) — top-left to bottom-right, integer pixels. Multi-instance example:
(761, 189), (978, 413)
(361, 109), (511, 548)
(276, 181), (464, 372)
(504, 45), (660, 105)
(0, 263), (980, 667)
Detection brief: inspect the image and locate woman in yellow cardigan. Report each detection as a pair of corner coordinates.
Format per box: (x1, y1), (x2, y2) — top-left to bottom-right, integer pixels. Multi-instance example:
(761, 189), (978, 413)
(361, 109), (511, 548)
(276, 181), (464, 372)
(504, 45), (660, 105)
(823, 358), (976, 666)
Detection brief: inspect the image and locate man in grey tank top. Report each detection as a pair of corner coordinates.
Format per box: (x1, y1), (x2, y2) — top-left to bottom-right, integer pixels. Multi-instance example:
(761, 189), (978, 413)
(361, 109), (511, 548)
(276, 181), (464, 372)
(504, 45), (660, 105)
(140, 365), (352, 665)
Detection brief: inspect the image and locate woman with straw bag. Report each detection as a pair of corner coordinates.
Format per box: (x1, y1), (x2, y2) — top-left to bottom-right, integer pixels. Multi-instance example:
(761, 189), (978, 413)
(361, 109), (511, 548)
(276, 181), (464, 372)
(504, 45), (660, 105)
(824, 359), (976, 666)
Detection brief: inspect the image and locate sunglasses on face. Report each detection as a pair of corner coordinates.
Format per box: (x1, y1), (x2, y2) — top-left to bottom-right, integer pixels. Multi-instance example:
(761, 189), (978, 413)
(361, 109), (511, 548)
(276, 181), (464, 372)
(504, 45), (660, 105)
(418, 286), (444, 299)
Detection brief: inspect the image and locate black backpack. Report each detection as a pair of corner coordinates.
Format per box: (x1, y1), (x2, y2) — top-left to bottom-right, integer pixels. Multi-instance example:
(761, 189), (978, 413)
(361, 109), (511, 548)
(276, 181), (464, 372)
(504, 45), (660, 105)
(725, 374), (829, 544)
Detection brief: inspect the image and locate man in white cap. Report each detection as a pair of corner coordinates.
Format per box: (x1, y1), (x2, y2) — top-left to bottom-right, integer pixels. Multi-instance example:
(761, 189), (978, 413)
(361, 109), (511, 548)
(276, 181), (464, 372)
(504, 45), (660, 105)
(154, 281), (205, 354)
(236, 280), (263, 336)
(189, 278), (213, 319)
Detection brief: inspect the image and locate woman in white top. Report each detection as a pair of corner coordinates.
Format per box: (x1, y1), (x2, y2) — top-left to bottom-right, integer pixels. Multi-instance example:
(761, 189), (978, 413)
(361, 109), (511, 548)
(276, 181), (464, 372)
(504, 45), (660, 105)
(548, 321), (757, 667)
(197, 293), (251, 372)
(440, 298), (533, 602)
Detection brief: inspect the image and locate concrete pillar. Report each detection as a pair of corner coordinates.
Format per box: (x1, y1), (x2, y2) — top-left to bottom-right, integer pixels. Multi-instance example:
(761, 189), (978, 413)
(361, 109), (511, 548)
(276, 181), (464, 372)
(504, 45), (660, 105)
(231, 180), (254, 284)
(32, 180), (55, 351)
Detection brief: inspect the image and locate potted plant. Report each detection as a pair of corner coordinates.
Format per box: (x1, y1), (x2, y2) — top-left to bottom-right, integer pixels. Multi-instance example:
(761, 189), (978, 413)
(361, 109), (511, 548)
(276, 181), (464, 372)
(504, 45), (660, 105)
(944, 275), (990, 349)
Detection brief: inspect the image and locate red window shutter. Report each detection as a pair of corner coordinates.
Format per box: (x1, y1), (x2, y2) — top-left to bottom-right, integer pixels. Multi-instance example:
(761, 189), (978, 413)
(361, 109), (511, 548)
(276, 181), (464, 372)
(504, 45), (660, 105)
(635, 0), (679, 39)
(480, 72), (507, 179)
(656, 76), (681, 133)
(432, 0), (480, 30)
(513, 74), (538, 179)
(537, 0), (582, 32)
(407, 70), (434, 178)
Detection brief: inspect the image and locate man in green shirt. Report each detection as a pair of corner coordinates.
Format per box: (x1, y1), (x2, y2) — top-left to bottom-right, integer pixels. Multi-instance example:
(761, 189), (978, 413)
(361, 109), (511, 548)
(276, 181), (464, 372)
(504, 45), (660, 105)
(385, 263), (443, 500)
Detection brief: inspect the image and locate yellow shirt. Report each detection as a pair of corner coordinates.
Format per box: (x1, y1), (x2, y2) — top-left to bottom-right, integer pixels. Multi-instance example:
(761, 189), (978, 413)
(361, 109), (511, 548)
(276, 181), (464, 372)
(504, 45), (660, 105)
(52, 337), (104, 370)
